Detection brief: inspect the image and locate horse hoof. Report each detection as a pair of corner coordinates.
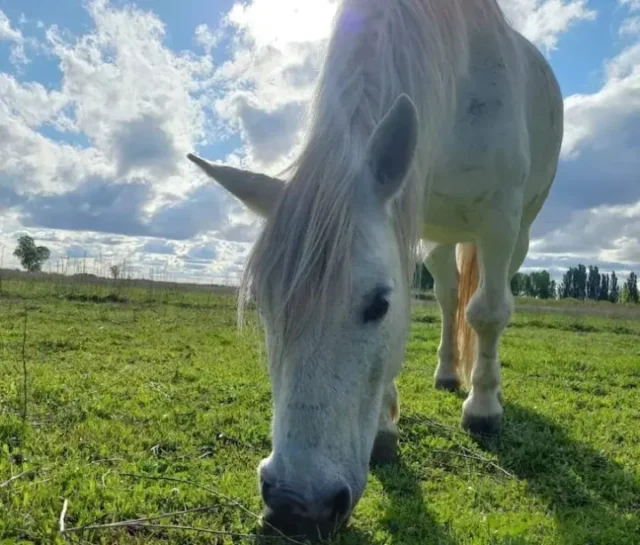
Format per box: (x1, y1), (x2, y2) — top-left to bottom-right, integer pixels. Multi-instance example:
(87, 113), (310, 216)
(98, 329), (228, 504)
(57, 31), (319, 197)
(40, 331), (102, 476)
(370, 431), (399, 466)
(434, 377), (461, 392)
(461, 413), (503, 438)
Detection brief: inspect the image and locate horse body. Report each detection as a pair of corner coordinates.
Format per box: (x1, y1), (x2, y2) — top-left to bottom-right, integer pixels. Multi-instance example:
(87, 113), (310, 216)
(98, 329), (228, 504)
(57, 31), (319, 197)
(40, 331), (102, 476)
(421, 24), (563, 405)
(425, 28), (561, 240)
(187, 0), (563, 539)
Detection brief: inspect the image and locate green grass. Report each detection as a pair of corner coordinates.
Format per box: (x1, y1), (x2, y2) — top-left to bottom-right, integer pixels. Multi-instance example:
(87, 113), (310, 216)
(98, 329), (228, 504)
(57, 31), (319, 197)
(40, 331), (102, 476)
(1, 277), (639, 544)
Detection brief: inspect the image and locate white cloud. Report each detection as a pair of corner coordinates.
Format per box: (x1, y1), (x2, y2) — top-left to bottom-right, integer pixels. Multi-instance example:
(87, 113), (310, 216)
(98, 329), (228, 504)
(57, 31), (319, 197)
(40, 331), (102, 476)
(0, 10), (22, 42)
(620, 16), (640, 35)
(43, 0), (215, 192)
(0, 74), (69, 128)
(143, 239), (177, 255)
(531, 201), (640, 265)
(530, 26), (640, 270)
(194, 24), (220, 54)
(561, 42), (640, 159)
(619, 0), (640, 36)
(0, 9), (27, 65)
(0, 1), (228, 222)
(225, 0), (338, 48)
(211, 0), (337, 170)
(226, 93), (305, 165)
(499, 1), (596, 52)
(0, 221), (248, 284)
(0, 1), (255, 280)
(619, 0), (640, 12)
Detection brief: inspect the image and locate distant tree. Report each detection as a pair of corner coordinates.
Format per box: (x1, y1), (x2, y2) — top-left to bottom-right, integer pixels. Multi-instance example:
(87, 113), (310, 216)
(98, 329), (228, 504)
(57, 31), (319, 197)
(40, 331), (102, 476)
(559, 264), (588, 299)
(13, 235), (50, 272)
(575, 264), (587, 299)
(609, 271), (619, 303)
(110, 265), (121, 280)
(522, 273), (533, 297)
(559, 269), (570, 299)
(510, 272), (525, 296)
(621, 283), (630, 304)
(625, 272), (638, 303)
(587, 266), (600, 300)
(556, 266), (622, 302)
(510, 270), (555, 299)
(560, 266), (579, 299)
(529, 270), (552, 299)
(598, 274), (609, 301)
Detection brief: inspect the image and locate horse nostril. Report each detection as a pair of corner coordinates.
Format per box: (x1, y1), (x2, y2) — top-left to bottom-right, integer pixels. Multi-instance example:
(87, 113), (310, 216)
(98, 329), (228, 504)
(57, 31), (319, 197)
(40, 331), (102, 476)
(260, 479), (273, 504)
(328, 485), (352, 519)
(261, 480), (307, 515)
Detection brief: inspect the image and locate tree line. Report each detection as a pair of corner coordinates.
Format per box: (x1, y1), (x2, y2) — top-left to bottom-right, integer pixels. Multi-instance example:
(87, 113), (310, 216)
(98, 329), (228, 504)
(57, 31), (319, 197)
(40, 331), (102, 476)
(414, 262), (639, 303)
(10, 236), (640, 304)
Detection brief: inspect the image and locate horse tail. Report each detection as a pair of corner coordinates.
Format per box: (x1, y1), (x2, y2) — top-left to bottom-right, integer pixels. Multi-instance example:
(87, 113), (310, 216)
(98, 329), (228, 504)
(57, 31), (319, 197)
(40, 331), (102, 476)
(453, 242), (479, 387)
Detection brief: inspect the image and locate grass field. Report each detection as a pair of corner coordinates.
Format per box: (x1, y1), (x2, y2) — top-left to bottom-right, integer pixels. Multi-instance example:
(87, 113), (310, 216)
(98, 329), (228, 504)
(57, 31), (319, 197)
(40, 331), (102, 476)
(1, 276), (639, 544)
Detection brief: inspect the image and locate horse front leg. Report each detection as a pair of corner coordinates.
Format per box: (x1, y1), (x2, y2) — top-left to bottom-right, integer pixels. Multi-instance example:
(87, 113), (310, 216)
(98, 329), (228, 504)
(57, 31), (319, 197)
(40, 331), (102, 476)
(370, 380), (399, 466)
(461, 195), (522, 437)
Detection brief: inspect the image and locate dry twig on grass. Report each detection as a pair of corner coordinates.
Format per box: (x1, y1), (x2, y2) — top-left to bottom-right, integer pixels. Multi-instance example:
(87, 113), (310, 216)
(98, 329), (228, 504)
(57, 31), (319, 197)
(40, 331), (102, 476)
(59, 505), (306, 543)
(60, 505), (220, 535)
(429, 447), (516, 479)
(63, 521), (284, 539)
(0, 469), (36, 488)
(59, 499), (69, 533)
(401, 414), (516, 479)
(459, 445), (516, 479)
(114, 473), (307, 545)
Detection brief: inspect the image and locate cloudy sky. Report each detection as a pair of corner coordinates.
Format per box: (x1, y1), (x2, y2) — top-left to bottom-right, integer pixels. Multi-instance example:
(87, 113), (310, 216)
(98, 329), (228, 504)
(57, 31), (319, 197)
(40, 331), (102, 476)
(0, 0), (638, 284)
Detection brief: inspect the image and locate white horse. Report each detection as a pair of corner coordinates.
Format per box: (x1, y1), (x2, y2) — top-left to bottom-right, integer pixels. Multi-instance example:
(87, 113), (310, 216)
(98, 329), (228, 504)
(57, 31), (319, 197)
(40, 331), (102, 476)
(188, 0), (563, 539)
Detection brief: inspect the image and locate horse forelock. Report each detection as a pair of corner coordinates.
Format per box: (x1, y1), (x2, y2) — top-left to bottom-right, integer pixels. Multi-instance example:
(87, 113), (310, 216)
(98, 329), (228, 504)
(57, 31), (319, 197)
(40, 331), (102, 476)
(239, 143), (360, 345)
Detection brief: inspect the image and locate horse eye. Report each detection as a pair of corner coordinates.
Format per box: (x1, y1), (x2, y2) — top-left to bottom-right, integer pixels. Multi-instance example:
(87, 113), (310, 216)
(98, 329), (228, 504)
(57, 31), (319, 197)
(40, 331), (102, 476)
(363, 295), (390, 324)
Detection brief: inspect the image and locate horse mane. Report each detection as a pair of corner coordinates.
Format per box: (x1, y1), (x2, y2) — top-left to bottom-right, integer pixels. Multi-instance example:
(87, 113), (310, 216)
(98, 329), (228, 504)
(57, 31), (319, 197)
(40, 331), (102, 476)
(238, 0), (508, 343)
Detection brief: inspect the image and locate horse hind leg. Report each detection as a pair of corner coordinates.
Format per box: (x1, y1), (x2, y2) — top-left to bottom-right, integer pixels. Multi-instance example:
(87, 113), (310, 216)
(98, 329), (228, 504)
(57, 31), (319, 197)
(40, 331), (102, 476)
(425, 244), (461, 392)
(459, 195), (523, 437)
(497, 227), (530, 405)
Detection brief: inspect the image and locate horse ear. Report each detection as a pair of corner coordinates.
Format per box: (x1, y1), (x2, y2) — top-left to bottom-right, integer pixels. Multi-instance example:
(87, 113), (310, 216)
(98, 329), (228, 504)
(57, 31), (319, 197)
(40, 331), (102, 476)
(364, 94), (418, 204)
(187, 153), (285, 217)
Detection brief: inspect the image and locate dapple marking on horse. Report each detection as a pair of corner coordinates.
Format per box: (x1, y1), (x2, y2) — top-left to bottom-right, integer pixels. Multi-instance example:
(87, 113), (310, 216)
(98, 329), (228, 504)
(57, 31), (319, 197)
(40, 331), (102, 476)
(188, 0), (563, 539)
